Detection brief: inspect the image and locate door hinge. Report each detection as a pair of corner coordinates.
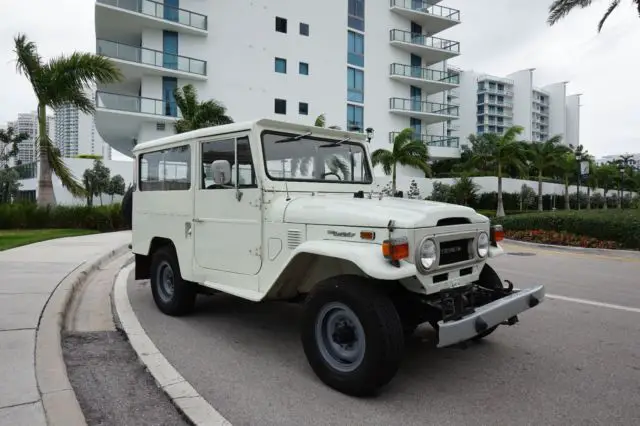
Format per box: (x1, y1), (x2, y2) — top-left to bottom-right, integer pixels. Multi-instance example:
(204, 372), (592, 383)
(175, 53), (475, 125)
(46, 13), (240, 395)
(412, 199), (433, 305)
(249, 199), (262, 208)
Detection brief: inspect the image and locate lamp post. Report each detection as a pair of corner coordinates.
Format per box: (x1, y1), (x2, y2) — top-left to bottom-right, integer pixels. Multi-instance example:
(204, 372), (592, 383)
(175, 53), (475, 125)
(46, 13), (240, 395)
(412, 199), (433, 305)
(618, 155), (636, 209)
(575, 151), (582, 210)
(365, 127), (375, 143)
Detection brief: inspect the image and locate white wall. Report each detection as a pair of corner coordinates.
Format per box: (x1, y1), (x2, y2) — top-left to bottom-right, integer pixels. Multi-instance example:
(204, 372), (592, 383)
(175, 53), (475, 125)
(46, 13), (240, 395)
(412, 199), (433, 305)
(508, 69), (533, 140)
(543, 81), (567, 142)
(565, 94), (581, 148)
(17, 158), (134, 206)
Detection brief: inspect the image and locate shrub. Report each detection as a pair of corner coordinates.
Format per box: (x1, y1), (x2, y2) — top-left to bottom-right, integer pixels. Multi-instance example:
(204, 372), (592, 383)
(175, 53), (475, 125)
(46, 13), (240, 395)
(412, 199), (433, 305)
(0, 203), (125, 232)
(492, 210), (640, 250)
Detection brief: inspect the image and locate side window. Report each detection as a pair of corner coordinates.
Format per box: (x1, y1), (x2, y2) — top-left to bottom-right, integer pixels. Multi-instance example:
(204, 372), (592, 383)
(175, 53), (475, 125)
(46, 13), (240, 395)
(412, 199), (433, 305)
(201, 137), (256, 189)
(139, 145), (191, 191)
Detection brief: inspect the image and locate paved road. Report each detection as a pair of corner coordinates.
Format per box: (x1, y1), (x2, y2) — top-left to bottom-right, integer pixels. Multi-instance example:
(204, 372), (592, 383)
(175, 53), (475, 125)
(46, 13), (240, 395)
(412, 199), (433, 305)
(128, 243), (640, 426)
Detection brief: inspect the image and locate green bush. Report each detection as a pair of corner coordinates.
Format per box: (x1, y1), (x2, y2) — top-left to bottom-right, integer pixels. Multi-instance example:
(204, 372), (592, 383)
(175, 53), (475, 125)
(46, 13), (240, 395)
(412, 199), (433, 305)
(0, 203), (125, 232)
(491, 210), (640, 249)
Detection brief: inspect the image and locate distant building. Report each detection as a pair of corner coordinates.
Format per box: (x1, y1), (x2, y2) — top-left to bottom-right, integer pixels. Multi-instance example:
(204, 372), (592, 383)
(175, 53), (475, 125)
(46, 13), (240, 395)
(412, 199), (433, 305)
(1, 112), (54, 167)
(54, 95), (112, 160)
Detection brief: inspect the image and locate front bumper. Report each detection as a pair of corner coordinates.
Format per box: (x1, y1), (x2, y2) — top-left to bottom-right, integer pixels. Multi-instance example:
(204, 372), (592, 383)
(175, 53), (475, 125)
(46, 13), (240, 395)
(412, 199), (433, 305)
(436, 284), (545, 348)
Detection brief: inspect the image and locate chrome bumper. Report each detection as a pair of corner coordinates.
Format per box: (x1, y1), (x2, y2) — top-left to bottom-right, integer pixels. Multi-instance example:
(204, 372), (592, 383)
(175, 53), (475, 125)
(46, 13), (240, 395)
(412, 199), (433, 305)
(436, 284), (545, 348)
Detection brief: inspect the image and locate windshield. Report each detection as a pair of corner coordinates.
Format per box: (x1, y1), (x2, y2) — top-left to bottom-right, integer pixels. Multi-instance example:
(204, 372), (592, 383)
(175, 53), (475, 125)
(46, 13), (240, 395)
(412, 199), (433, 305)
(261, 131), (373, 184)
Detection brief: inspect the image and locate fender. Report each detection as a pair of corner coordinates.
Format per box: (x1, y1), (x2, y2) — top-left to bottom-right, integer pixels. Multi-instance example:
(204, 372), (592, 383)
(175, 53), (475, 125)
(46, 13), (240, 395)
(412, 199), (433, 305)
(280, 240), (417, 281)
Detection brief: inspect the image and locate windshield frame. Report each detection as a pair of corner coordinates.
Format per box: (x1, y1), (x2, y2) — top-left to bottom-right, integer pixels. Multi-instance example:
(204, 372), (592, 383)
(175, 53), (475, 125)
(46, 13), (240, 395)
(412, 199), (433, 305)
(259, 130), (374, 185)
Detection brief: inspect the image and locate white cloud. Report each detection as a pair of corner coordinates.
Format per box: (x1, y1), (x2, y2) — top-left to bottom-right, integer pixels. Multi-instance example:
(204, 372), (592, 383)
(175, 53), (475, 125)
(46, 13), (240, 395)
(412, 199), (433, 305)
(0, 0), (638, 160)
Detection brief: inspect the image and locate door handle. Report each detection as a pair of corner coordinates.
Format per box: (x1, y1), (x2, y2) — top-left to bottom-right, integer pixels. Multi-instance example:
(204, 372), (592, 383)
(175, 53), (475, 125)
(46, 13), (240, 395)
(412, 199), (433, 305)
(193, 218), (204, 223)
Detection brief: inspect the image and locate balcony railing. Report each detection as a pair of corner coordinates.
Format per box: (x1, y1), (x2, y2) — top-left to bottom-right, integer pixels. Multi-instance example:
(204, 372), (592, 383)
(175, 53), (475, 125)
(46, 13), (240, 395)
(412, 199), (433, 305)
(97, 0), (207, 31)
(390, 63), (459, 84)
(96, 91), (180, 118)
(97, 39), (206, 75)
(389, 98), (459, 116)
(389, 30), (460, 53)
(478, 87), (514, 96)
(390, 0), (461, 21)
(390, 132), (459, 148)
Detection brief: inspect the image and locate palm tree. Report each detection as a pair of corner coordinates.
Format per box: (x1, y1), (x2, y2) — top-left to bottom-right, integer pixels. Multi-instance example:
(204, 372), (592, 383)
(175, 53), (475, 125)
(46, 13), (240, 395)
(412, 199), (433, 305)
(595, 162), (617, 209)
(0, 125), (30, 167)
(173, 84), (233, 133)
(526, 135), (570, 211)
(371, 128), (431, 196)
(464, 126), (527, 217)
(556, 152), (577, 210)
(13, 34), (122, 206)
(547, 0), (640, 32)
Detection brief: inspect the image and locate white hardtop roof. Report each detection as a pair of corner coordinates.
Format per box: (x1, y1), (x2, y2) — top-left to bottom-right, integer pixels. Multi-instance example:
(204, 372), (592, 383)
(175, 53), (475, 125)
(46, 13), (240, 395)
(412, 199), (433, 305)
(132, 118), (369, 153)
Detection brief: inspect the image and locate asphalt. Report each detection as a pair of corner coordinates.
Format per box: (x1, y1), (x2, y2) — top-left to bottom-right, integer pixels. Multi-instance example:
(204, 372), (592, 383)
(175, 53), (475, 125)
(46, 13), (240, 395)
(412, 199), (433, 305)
(128, 242), (640, 426)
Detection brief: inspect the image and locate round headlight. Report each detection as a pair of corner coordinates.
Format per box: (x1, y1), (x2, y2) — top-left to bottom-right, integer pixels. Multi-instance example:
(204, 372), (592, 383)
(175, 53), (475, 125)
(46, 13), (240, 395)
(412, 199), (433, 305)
(477, 232), (489, 258)
(417, 238), (438, 271)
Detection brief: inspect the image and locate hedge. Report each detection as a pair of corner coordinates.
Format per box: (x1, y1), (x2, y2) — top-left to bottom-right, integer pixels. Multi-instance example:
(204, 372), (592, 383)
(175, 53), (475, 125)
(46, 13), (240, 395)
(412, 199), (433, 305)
(491, 210), (640, 250)
(0, 203), (125, 232)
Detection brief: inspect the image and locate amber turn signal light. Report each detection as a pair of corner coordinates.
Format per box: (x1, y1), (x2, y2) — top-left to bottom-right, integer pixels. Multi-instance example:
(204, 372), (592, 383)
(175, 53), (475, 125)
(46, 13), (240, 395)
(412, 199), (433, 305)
(490, 225), (504, 244)
(382, 237), (409, 261)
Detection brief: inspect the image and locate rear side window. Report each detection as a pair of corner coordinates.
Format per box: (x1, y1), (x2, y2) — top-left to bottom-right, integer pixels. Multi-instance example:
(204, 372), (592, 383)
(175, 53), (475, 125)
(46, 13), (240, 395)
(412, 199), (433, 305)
(139, 145), (191, 191)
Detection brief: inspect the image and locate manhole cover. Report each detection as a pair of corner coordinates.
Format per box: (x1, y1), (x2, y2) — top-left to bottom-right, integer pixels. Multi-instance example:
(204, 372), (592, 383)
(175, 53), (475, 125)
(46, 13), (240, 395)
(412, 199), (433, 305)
(507, 252), (537, 256)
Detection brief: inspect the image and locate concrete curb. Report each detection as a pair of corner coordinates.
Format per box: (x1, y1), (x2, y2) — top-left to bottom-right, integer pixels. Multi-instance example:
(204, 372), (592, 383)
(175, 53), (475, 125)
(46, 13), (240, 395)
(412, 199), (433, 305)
(113, 262), (232, 426)
(503, 238), (640, 258)
(34, 243), (131, 426)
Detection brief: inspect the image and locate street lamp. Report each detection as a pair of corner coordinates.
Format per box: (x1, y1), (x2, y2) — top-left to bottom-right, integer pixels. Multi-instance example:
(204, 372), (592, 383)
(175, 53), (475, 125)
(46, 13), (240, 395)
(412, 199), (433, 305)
(365, 127), (375, 143)
(575, 151), (582, 210)
(618, 155), (636, 208)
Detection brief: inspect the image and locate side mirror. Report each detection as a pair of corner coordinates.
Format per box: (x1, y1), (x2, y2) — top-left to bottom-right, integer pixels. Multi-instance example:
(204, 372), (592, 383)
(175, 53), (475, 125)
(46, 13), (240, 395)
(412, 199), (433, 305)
(211, 160), (232, 185)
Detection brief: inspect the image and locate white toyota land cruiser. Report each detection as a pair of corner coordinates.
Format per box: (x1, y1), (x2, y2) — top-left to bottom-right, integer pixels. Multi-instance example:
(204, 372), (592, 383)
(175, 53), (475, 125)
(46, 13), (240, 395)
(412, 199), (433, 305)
(126, 118), (545, 396)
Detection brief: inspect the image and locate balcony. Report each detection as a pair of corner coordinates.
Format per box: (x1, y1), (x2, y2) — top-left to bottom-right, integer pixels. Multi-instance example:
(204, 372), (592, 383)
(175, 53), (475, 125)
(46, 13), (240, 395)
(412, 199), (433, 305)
(389, 30), (460, 66)
(389, 63), (458, 95)
(389, 98), (458, 124)
(96, 0), (207, 36)
(95, 91), (180, 156)
(390, 132), (460, 159)
(97, 39), (207, 80)
(389, 0), (460, 34)
(478, 87), (513, 96)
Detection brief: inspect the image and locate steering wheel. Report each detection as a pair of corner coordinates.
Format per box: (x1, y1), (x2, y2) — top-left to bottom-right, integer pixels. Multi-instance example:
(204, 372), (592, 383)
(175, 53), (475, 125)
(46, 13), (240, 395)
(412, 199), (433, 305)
(321, 172), (342, 180)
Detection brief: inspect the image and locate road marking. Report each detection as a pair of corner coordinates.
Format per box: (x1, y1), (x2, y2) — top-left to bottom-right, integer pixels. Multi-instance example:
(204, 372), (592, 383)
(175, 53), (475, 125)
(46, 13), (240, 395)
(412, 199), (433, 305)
(500, 243), (640, 263)
(547, 293), (640, 314)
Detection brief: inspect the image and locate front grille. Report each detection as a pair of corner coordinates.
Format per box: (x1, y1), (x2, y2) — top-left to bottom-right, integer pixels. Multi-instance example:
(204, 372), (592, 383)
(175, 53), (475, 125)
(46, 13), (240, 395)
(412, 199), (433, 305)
(439, 239), (471, 265)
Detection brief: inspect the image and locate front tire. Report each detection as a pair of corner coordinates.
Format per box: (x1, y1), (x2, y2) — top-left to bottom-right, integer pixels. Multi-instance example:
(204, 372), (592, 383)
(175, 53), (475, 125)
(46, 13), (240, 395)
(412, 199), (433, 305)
(150, 246), (196, 316)
(301, 276), (405, 397)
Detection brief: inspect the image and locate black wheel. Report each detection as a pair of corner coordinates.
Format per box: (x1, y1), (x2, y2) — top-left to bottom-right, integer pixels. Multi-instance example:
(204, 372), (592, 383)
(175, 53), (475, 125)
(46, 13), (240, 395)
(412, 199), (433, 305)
(301, 276), (405, 397)
(121, 187), (133, 230)
(150, 245), (196, 316)
(470, 263), (504, 341)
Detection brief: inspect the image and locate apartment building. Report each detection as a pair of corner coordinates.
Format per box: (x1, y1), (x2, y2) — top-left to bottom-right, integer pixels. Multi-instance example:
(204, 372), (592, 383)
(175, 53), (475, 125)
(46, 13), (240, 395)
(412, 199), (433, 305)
(453, 68), (581, 148)
(94, 0), (463, 174)
(54, 102), (112, 159)
(1, 112), (55, 167)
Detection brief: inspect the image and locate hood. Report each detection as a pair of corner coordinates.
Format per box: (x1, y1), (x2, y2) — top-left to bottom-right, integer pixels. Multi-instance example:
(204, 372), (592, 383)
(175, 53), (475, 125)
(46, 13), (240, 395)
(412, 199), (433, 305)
(282, 194), (487, 228)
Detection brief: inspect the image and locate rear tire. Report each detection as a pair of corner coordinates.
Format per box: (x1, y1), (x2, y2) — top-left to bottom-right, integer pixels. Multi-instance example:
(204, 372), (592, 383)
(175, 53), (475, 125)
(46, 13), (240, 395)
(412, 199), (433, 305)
(121, 187), (133, 230)
(150, 246), (196, 316)
(301, 276), (405, 397)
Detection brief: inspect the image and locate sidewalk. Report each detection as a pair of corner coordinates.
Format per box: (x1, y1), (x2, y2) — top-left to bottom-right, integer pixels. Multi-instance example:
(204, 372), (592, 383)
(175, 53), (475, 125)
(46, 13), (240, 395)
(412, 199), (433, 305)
(0, 231), (131, 426)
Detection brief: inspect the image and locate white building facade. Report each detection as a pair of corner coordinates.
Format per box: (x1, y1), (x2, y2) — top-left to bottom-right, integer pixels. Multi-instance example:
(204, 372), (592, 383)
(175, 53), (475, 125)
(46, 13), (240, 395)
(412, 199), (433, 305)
(2, 112), (55, 167)
(94, 0), (463, 176)
(454, 68), (581, 148)
(54, 103), (112, 159)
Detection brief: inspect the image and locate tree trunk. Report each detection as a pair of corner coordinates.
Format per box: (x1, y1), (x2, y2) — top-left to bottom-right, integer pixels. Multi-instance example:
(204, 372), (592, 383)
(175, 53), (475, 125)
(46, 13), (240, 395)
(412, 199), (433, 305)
(496, 163), (505, 217)
(586, 186), (591, 209)
(603, 189), (608, 210)
(36, 103), (56, 207)
(537, 172), (543, 211)
(564, 177), (570, 210)
(391, 163), (397, 196)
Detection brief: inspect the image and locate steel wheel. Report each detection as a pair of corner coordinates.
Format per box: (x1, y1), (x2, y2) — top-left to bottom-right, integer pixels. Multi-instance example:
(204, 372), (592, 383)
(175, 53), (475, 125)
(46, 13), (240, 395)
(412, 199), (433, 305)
(156, 260), (175, 303)
(315, 302), (366, 373)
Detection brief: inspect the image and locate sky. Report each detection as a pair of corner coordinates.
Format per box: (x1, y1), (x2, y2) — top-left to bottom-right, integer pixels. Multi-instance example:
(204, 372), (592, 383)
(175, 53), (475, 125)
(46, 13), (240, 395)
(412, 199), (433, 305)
(0, 0), (639, 159)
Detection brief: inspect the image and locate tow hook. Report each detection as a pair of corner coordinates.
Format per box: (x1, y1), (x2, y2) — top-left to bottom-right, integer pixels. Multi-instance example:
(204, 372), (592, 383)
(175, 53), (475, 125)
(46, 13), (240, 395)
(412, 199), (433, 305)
(501, 315), (519, 326)
(503, 279), (514, 292)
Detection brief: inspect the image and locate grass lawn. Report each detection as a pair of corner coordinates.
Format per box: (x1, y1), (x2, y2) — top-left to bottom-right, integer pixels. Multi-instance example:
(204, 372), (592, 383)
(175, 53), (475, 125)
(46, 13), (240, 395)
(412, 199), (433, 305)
(0, 229), (99, 251)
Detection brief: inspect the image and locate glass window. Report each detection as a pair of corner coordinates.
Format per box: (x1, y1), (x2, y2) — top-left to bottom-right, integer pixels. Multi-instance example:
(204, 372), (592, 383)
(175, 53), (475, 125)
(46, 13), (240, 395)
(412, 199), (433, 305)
(347, 31), (364, 67)
(347, 104), (363, 131)
(274, 98), (286, 114)
(300, 22), (309, 36)
(410, 118), (421, 136)
(162, 76), (177, 117)
(139, 145), (191, 191)
(347, 67), (364, 103)
(275, 57), (287, 73)
(164, 0), (179, 21)
(261, 131), (372, 183)
(275, 17), (287, 33)
(348, 0), (365, 31)
(299, 62), (309, 75)
(162, 31), (178, 69)
(201, 137), (256, 189)
(299, 102), (308, 115)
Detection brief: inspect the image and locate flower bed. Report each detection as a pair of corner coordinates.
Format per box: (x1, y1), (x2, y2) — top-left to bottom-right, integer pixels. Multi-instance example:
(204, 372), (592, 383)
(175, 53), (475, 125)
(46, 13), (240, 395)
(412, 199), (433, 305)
(505, 229), (620, 250)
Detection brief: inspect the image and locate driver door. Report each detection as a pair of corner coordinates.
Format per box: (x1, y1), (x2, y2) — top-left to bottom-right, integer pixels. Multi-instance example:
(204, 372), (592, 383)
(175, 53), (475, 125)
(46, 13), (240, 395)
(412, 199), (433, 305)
(192, 134), (262, 282)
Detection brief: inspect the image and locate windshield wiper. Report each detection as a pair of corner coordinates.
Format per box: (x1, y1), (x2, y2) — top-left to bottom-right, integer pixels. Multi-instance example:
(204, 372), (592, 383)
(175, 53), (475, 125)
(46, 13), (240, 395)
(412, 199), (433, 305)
(320, 137), (350, 148)
(274, 131), (313, 144)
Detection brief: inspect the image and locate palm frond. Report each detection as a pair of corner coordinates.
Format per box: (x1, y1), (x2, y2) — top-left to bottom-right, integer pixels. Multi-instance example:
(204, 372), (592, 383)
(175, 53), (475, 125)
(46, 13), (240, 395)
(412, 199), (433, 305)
(598, 0), (622, 31)
(371, 149), (394, 175)
(547, 0), (594, 25)
(13, 33), (43, 94)
(314, 114), (326, 128)
(38, 134), (85, 197)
